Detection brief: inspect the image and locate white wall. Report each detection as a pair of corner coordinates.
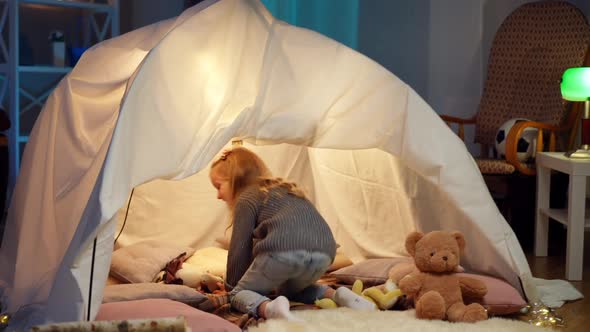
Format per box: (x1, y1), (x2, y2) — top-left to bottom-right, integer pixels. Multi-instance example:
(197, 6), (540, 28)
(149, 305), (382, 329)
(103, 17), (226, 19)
(428, 0), (483, 154)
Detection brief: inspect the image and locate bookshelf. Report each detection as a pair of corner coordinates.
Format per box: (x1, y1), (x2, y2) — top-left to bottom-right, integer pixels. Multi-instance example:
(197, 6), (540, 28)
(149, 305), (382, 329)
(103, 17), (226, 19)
(0, 0), (119, 198)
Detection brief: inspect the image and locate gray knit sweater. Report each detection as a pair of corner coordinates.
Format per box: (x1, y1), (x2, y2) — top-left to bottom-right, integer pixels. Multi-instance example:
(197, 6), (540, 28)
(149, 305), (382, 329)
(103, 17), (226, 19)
(226, 184), (337, 287)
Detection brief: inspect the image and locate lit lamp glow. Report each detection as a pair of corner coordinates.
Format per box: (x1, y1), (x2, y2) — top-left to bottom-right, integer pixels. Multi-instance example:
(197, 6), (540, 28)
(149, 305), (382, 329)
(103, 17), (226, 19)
(561, 67), (590, 159)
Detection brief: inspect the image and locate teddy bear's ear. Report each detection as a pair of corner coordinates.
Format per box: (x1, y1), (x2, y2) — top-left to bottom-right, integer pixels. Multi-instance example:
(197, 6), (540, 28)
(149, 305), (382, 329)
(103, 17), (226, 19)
(405, 232), (424, 257)
(451, 231), (466, 252)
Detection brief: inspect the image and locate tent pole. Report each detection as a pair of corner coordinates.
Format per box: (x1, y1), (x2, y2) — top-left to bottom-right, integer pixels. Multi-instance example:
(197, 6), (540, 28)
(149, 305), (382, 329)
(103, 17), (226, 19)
(87, 237), (97, 321)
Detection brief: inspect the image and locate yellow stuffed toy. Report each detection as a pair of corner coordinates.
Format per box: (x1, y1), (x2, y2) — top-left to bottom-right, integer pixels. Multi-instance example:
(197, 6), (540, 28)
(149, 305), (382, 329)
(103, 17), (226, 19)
(361, 279), (403, 310)
(314, 279), (402, 310)
(314, 280), (372, 309)
(314, 297), (339, 309)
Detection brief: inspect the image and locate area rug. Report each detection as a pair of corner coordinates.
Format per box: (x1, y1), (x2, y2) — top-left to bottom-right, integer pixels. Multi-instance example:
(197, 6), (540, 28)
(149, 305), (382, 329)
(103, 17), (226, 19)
(249, 308), (552, 332)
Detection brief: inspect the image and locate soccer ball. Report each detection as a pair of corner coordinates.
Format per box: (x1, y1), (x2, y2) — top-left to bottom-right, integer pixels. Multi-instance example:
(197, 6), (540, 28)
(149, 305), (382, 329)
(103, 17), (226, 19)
(494, 118), (538, 162)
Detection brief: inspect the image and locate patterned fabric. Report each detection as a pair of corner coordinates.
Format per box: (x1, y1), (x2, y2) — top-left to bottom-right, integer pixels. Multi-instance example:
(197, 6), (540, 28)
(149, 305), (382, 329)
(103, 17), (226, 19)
(194, 293), (257, 329)
(476, 159), (516, 175)
(197, 293), (316, 331)
(475, 1), (590, 146)
(157, 252), (189, 284)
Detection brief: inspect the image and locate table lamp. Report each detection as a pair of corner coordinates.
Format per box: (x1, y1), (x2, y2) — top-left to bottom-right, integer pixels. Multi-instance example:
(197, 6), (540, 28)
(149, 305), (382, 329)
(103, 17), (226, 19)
(561, 67), (590, 159)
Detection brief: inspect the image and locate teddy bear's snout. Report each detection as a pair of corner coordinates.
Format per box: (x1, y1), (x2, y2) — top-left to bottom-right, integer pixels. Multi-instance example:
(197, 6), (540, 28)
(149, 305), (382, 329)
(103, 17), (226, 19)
(426, 251), (457, 272)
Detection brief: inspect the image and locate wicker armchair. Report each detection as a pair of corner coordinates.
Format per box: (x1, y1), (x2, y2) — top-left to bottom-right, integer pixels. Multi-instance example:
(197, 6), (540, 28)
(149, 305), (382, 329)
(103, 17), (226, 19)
(442, 1), (590, 223)
(444, 1), (590, 176)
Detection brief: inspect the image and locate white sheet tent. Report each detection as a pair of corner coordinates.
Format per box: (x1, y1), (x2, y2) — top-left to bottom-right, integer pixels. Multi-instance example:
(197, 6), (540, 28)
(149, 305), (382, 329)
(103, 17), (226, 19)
(0, 0), (582, 329)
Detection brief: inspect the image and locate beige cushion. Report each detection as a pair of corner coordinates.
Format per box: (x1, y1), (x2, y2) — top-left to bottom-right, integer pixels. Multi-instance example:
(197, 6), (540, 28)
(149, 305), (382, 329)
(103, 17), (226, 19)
(106, 275), (123, 286)
(110, 241), (195, 283)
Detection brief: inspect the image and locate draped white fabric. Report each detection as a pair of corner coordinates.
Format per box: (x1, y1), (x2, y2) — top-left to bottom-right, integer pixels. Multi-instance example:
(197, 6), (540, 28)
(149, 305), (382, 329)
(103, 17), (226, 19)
(101, 0), (530, 294)
(0, 7), (181, 329)
(0, 0), (581, 329)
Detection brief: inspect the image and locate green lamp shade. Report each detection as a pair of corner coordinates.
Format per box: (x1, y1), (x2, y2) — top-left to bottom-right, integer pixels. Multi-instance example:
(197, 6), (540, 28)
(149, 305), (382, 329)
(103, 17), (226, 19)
(561, 67), (590, 101)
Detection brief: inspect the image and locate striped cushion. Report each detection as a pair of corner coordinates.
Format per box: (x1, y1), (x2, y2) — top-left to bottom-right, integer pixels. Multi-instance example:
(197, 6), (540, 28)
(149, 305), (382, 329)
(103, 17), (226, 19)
(476, 159), (516, 175)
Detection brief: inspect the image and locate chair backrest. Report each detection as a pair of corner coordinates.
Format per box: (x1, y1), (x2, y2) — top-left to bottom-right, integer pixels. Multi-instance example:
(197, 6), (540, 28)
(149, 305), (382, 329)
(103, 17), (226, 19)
(475, 1), (590, 147)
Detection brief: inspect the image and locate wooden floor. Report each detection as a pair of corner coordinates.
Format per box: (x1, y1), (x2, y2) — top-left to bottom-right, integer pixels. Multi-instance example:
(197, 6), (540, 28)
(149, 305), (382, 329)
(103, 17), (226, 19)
(524, 230), (590, 332)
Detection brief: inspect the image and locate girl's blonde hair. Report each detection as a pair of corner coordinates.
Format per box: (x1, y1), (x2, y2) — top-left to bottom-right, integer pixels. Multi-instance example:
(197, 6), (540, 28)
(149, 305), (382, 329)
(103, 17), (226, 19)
(210, 147), (307, 211)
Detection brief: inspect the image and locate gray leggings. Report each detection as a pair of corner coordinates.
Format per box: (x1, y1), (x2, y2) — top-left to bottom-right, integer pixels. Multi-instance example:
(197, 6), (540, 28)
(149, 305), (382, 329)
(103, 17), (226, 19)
(229, 250), (333, 317)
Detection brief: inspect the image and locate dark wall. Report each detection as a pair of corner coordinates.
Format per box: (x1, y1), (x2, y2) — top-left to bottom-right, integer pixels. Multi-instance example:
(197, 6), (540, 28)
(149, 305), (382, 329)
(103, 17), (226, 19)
(357, 0), (430, 100)
(120, 0), (184, 34)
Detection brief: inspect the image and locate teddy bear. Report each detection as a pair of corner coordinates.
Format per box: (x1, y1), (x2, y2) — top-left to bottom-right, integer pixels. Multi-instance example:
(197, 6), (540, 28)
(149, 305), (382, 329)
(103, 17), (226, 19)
(398, 230), (488, 322)
(360, 257), (462, 310)
(388, 259), (465, 289)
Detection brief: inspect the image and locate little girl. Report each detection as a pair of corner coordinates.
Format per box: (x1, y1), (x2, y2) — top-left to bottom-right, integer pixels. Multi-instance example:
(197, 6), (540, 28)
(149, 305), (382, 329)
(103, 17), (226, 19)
(209, 147), (375, 321)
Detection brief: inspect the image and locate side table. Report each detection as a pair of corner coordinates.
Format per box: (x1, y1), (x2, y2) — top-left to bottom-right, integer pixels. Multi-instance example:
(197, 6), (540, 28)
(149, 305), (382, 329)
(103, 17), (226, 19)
(535, 152), (590, 281)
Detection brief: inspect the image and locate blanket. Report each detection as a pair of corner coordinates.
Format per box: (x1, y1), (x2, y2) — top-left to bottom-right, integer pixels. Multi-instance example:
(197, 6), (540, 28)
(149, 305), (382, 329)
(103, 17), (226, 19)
(202, 293), (262, 330)
(249, 307), (553, 332)
(200, 293), (323, 330)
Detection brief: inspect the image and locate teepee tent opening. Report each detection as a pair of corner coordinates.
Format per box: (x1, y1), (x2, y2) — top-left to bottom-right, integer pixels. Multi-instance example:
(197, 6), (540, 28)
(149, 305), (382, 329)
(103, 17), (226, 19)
(0, 0), (581, 329)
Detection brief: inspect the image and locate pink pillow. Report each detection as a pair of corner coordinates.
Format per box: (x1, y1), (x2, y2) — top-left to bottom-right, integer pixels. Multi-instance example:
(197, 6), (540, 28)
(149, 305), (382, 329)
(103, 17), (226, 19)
(96, 299), (240, 332)
(459, 273), (527, 315)
(328, 257), (413, 286)
(328, 257), (465, 286)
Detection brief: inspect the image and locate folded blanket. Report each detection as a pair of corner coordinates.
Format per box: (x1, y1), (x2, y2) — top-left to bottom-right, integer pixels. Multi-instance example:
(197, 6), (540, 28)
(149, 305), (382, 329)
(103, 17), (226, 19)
(196, 293), (261, 330)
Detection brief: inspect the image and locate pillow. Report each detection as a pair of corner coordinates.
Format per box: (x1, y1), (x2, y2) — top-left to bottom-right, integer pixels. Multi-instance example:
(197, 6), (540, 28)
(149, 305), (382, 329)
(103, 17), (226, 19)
(176, 264), (224, 289)
(110, 240), (196, 283)
(106, 275), (122, 286)
(329, 257), (413, 286)
(460, 273), (527, 316)
(102, 283), (208, 308)
(329, 257), (466, 286)
(184, 247), (228, 278)
(96, 299), (240, 332)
